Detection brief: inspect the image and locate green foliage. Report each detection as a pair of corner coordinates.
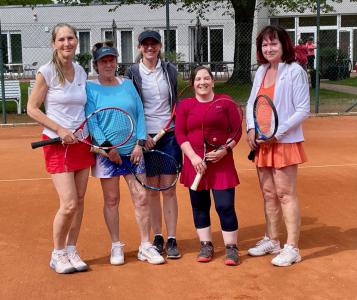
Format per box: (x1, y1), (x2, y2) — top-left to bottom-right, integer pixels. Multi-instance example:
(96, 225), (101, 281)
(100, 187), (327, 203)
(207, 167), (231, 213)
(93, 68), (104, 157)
(74, 52), (92, 68)
(164, 51), (185, 63)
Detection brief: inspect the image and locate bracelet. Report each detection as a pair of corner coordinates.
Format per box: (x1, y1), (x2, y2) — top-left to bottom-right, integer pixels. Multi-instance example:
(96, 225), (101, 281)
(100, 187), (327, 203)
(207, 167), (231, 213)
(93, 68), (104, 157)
(224, 145), (232, 153)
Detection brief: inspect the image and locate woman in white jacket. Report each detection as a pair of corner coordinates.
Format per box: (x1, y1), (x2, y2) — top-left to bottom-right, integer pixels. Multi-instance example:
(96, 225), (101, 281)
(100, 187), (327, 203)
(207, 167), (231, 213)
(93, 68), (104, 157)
(246, 25), (310, 267)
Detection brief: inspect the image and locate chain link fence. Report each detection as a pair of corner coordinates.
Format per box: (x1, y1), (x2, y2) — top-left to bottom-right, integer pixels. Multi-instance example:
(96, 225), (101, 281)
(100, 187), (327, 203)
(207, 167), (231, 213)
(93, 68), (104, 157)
(1, 2), (356, 123)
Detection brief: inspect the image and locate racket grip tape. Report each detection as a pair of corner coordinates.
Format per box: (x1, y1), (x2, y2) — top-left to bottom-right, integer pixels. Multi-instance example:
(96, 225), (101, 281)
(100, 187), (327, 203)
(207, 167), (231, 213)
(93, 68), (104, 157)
(190, 172), (203, 191)
(31, 137), (61, 149)
(152, 130), (166, 143)
(90, 147), (108, 157)
(248, 150), (256, 161)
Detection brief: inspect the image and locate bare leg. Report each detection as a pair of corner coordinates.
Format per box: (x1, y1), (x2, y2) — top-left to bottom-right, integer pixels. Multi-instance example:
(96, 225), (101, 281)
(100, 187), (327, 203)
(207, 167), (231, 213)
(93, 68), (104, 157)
(66, 168), (90, 246)
(162, 185), (178, 237)
(100, 177), (120, 242)
(52, 172), (79, 249)
(257, 167), (282, 240)
(148, 189), (162, 236)
(124, 174), (150, 242)
(273, 165), (300, 247)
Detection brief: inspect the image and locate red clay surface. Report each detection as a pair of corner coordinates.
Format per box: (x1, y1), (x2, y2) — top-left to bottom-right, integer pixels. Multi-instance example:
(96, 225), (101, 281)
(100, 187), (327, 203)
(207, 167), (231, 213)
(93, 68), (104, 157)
(0, 116), (356, 300)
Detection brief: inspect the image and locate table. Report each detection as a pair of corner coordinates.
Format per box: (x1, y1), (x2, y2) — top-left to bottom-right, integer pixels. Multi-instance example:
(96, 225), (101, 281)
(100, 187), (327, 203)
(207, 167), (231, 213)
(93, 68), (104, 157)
(4, 63), (24, 79)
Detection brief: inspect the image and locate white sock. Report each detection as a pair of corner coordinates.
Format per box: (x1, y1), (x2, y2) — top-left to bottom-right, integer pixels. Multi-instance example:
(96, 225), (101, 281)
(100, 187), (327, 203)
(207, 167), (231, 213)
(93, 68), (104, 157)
(66, 245), (76, 253)
(167, 236), (176, 240)
(112, 241), (123, 249)
(52, 248), (66, 256)
(141, 241), (152, 249)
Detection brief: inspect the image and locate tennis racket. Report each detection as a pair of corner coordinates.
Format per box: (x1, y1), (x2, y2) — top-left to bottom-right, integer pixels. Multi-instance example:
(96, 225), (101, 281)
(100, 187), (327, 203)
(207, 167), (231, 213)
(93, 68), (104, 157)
(93, 148), (179, 191)
(31, 107), (134, 151)
(152, 104), (176, 143)
(190, 97), (243, 191)
(152, 85), (191, 143)
(247, 94), (279, 161)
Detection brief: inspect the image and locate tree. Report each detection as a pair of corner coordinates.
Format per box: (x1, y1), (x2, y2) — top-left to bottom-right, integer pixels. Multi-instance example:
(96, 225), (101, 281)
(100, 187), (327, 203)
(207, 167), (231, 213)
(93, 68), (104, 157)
(51, 0), (342, 83)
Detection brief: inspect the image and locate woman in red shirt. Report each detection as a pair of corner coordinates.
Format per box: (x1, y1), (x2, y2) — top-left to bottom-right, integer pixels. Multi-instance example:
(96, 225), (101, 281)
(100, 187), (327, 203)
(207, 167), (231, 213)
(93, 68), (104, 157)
(306, 36), (316, 69)
(175, 66), (243, 265)
(295, 38), (308, 70)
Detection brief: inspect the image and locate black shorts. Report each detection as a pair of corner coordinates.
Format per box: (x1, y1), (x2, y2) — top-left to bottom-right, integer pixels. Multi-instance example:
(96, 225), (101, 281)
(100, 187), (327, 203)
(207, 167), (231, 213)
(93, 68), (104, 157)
(149, 131), (182, 170)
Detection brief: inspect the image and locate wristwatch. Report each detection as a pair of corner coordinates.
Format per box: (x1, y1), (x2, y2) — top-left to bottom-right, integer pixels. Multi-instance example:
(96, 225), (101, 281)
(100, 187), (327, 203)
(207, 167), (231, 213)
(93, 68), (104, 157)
(136, 139), (146, 147)
(224, 145), (232, 153)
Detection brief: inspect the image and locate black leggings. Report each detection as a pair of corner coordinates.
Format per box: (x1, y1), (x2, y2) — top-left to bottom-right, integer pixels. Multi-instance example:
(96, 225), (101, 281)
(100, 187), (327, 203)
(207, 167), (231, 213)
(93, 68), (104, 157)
(188, 188), (238, 232)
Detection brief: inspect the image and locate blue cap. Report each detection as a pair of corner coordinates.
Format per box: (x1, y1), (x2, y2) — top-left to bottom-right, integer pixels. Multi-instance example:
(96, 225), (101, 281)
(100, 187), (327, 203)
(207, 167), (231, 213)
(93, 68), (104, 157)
(93, 46), (118, 61)
(138, 30), (161, 44)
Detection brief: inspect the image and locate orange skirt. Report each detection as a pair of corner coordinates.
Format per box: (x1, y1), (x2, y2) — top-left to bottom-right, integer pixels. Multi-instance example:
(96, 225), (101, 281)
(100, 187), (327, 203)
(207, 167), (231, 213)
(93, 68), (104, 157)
(255, 142), (307, 169)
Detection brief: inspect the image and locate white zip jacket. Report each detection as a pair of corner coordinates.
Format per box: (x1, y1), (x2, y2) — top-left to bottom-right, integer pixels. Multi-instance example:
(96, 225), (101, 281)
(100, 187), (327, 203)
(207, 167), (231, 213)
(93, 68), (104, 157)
(246, 62), (310, 143)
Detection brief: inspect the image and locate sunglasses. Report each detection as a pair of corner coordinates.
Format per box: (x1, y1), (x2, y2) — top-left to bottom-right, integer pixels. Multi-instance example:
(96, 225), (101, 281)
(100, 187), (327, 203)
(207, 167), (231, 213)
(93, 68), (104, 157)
(93, 40), (114, 51)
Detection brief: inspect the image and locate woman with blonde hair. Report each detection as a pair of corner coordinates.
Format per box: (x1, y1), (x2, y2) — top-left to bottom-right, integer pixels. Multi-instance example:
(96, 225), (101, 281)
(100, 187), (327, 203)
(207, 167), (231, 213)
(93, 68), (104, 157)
(27, 23), (95, 274)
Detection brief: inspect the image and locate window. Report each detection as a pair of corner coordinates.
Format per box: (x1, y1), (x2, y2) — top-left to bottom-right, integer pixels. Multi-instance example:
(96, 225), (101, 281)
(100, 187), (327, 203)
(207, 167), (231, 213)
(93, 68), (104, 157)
(103, 29), (133, 63)
(190, 27), (223, 63)
(164, 29), (176, 53)
(339, 31), (350, 56)
(104, 30), (114, 41)
(287, 31), (296, 45)
(78, 32), (90, 54)
(149, 29), (177, 54)
(341, 15), (357, 27)
(299, 16), (336, 27)
(1, 32), (22, 64)
(270, 18), (295, 29)
(320, 30), (337, 51)
(77, 31), (91, 72)
(120, 31), (133, 63)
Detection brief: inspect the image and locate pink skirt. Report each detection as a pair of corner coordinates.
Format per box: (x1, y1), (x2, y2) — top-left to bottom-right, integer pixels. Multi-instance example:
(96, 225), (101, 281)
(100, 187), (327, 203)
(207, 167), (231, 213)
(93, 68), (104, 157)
(255, 142), (307, 169)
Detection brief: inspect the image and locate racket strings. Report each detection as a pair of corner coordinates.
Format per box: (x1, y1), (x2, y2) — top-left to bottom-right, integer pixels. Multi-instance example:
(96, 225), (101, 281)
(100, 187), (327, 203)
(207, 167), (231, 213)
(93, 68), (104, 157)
(203, 100), (242, 148)
(256, 100), (276, 137)
(144, 151), (178, 190)
(93, 109), (133, 146)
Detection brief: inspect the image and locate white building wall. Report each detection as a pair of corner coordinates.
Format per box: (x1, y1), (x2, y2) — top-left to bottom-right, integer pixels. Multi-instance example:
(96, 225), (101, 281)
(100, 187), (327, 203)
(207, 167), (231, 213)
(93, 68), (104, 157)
(0, 3), (237, 71)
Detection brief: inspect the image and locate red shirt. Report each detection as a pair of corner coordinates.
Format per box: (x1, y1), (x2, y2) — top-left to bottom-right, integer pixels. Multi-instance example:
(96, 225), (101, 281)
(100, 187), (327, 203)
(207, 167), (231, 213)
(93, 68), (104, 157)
(306, 42), (316, 56)
(294, 44), (308, 64)
(175, 94), (242, 190)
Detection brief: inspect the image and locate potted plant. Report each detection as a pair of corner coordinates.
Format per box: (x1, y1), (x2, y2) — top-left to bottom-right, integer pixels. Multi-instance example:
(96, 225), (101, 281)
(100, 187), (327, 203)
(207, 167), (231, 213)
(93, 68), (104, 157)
(74, 52), (92, 74)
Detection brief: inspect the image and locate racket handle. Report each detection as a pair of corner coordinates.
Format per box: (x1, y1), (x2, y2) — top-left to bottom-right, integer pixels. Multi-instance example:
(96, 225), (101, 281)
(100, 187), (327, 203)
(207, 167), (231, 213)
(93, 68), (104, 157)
(190, 172), (203, 191)
(152, 130), (166, 143)
(248, 150), (256, 161)
(90, 146), (108, 157)
(31, 137), (61, 149)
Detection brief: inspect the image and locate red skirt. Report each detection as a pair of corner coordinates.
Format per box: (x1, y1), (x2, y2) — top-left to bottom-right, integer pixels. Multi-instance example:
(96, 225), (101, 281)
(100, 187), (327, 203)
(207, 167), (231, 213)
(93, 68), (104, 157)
(42, 134), (95, 174)
(255, 142), (307, 169)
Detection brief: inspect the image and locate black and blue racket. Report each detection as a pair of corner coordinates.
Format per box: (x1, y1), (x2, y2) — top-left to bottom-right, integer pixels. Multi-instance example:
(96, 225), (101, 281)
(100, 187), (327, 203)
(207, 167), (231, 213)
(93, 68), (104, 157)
(248, 94), (279, 161)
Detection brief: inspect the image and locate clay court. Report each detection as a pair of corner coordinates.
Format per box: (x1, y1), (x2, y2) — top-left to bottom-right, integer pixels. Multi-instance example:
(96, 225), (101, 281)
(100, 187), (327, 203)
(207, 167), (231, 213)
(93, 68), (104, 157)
(0, 115), (356, 300)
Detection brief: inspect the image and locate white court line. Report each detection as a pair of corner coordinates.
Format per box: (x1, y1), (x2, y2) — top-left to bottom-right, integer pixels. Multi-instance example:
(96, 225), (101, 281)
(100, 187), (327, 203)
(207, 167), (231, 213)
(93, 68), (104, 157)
(238, 163), (357, 172)
(1, 163), (356, 183)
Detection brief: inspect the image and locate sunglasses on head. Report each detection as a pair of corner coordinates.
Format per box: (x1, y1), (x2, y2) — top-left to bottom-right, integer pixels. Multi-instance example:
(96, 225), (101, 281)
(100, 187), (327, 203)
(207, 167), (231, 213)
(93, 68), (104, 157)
(93, 40), (114, 50)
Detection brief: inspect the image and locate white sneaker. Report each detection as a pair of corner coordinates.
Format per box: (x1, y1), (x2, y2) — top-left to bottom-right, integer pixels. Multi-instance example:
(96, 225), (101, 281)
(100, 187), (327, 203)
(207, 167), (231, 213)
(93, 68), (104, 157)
(248, 236), (281, 256)
(271, 244), (302, 267)
(137, 244), (165, 265)
(67, 250), (88, 272)
(50, 251), (76, 274)
(110, 242), (125, 265)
